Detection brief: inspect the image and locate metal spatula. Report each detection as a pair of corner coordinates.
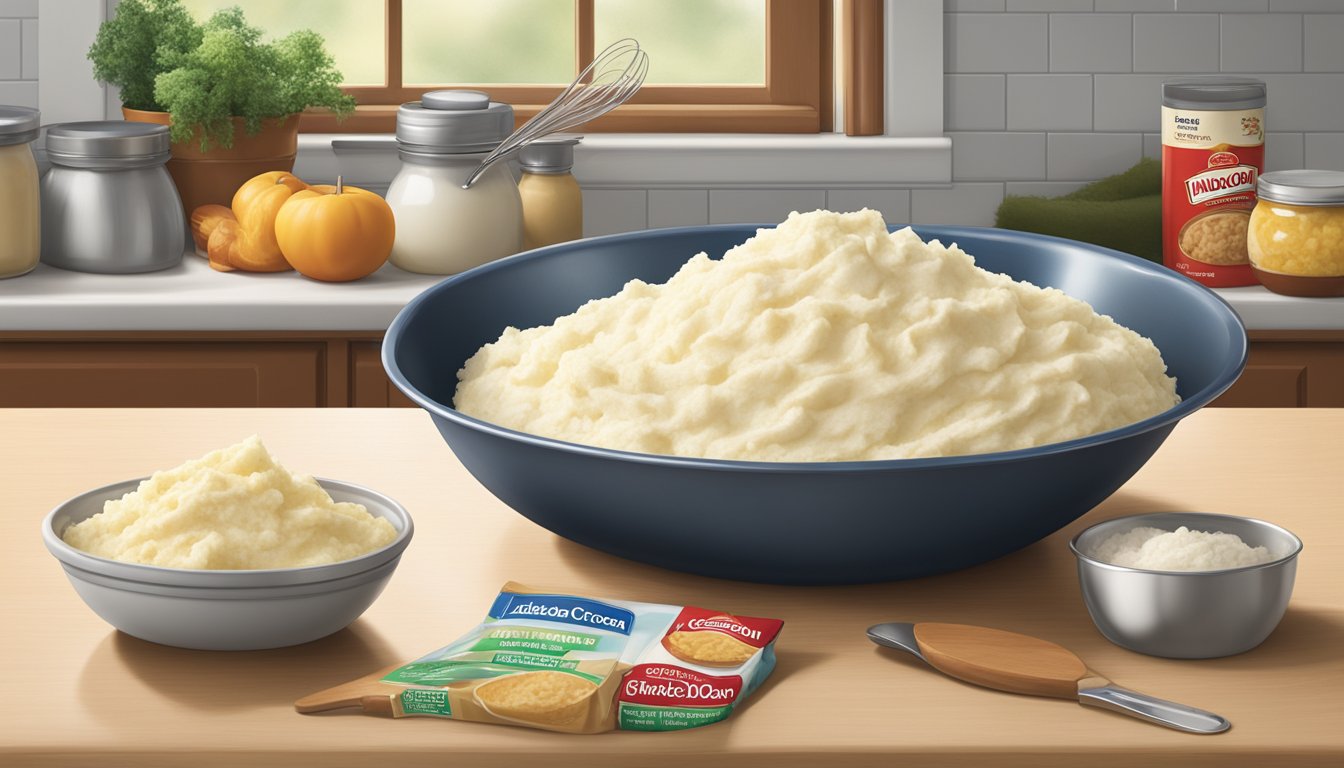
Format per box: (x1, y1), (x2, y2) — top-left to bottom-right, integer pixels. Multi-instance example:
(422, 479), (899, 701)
(867, 622), (1230, 734)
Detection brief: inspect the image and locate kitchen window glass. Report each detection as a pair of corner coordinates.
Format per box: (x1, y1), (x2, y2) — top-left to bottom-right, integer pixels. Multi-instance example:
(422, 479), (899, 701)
(183, 1), (844, 134)
(181, 0), (385, 86)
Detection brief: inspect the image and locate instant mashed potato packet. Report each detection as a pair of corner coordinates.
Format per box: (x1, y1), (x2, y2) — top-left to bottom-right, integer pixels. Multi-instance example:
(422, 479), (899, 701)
(296, 582), (784, 733)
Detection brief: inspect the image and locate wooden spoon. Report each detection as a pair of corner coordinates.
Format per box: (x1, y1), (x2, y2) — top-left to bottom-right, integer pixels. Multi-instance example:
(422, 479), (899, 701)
(867, 622), (1230, 734)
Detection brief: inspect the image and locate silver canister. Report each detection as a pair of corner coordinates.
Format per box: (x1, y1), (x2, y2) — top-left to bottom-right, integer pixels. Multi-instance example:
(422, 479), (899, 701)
(40, 121), (185, 274)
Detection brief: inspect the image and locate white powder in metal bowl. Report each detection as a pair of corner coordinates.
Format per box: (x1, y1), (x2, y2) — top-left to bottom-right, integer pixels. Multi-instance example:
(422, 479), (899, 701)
(1090, 526), (1274, 571)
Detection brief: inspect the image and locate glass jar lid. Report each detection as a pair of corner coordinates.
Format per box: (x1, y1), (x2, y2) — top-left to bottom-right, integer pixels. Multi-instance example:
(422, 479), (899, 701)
(45, 121), (172, 169)
(0, 106), (40, 146)
(1257, 170), (1344, 207)
(1162, 77), (1266, 111)
(396, 90), (514, 155)
(519, 135), (581, 174)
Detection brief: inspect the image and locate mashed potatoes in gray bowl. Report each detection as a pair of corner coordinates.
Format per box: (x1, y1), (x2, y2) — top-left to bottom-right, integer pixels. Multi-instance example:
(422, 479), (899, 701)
(454, 209), (1179, 462)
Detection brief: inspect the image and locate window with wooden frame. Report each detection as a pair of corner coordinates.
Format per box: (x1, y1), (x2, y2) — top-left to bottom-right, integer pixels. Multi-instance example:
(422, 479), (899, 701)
(181, 0), (887, 135)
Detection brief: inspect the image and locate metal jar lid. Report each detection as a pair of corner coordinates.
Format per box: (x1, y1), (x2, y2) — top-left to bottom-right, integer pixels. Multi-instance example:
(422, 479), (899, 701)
(519, 135), (581, 174)
(45, 121), (172, 169)
(0, 106), (40, 146)
(1257, 170), (1344, 207)
(1162, 77), (1266, 111)
(396, 90), (514, 155)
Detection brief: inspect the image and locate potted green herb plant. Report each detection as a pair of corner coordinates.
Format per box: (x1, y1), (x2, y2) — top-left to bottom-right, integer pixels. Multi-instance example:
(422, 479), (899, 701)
(88, 0), (354, 214)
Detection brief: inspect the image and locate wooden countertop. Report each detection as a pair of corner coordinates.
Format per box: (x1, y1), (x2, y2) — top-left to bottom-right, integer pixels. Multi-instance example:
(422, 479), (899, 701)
(2, 408), (1340, 767)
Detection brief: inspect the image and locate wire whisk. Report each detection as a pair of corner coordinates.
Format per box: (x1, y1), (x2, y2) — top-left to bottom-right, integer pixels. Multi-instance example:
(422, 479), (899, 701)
(462, 38), (649, 189)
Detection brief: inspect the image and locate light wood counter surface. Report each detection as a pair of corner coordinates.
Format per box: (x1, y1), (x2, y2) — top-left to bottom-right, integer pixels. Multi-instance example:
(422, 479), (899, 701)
(2, 408), (1340, 767)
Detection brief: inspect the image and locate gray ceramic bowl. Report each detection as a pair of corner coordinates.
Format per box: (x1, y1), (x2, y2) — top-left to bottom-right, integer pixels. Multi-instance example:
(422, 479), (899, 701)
(1071, 512), (1301, 659)
(42, 477), (413, 651)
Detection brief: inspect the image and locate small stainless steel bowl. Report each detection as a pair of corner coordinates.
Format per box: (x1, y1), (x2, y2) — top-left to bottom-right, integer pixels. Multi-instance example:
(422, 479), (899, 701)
(1070, 512), (1301, 659)
(42, 477), (413, 651)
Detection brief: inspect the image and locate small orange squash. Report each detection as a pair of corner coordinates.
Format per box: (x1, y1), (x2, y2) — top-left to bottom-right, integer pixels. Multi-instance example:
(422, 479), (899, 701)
(232, 171), (307, 223)
(204, 171), (308, 272)
(189, 204), (235, 252)
(275, 177), (395, 282)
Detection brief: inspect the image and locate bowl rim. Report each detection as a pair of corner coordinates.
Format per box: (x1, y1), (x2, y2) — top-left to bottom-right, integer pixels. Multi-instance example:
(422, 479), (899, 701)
(383, 222), (1249, 472)
(1068, 511), (1304, 576)
(42, 476), (414, 588)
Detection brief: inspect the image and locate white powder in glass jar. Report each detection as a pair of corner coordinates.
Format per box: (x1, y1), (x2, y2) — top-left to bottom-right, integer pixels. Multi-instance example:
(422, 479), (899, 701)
(1090, 525), (1274, 571)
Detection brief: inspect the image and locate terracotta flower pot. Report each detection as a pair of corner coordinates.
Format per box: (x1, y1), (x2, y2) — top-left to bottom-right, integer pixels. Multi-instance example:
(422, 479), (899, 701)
(122, 107), (300, 217)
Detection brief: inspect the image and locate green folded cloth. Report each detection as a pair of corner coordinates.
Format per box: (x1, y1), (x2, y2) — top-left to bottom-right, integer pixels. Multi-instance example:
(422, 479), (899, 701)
(995, 158), (1162, 263)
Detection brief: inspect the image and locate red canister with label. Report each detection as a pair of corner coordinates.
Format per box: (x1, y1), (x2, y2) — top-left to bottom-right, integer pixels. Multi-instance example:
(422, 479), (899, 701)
(1161, 77), (1266, 287)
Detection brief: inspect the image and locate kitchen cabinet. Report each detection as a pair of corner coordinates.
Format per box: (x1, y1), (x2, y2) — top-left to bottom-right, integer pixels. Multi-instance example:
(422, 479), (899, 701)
(350, 341), (416, 408)
(0, 330), (1340, 408)
(1211, 331), (1344, 408)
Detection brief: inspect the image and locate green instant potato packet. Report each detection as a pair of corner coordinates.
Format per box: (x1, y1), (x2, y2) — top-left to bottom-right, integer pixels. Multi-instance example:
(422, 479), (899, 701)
(296, 581), (784, 734)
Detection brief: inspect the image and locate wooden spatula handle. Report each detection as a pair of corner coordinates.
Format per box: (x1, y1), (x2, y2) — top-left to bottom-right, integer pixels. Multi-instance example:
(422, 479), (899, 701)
(912, 622), (1106, 699)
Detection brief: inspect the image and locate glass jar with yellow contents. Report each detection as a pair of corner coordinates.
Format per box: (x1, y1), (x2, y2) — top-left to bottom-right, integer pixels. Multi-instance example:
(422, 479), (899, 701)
(1248, 170), (1344, 297)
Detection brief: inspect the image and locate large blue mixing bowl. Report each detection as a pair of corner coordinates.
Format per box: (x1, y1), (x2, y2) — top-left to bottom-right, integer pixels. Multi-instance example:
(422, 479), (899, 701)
(384, 225), (1247, 585)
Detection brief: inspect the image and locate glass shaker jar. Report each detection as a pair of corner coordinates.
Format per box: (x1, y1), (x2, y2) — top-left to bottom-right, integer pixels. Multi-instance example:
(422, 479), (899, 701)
(385, 90), (523, 275)
(40, 121), (185, 274)
(1248, 170), (1344, 298)
(0, 106), (41, 279)
(519, 136), (583, 250)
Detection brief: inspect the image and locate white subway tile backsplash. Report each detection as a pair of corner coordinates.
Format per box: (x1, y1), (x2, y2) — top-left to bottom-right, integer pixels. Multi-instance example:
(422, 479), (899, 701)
(582, 189), (648, 237)
(1304, 15), (1344, 71)
(1008, 74), (1092, 130)
(1133, 14), (1221, 72)
(0, 80), (36, 107)
(827, 189), (913, 223)
(1221, 13), (1303, 72)
(1096, 0), (1176, 9)
(0, 0), (37, 16)
(1047, 132), (1144, 179)
(947, 0), (1008, 10)
(1266, 132), (1306, 170)
(708, 189), (826, 224)
(1144, 133), (1162, 159)
(1304, 133), (1344, 170)
(1007, 0), (1094, 10)
(911, 183), (1005, 226)
(0, 19), (20, 79)
(1178, 0), (1269, 11)
(647, 190), (708, 228)
(20, 17), (33, 78)
(1005, 180), (1092, 196)
(945, 13), (1049, 73)
(1258, 73), (1344, 131)
(1269, 0), (1344, 11)
(946, 74), (1006, 131)
(1050, 13), (1132, 72)
(1095, 74), (1167, 131)
(951, 132), (1048, 180)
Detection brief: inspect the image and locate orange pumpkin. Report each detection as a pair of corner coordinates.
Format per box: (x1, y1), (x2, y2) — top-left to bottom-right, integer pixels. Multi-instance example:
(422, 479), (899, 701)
(204, 171), (308, 272)
(274, 177), (395, 282)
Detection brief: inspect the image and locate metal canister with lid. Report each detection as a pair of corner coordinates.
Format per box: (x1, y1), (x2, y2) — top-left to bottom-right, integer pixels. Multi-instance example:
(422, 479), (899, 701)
(518, 136), (583, 250)
(40, 121), (185, 274)
(0, 106), (41, 278)
(1249, 170), (1344, 298)
(384, 90), (523, 275)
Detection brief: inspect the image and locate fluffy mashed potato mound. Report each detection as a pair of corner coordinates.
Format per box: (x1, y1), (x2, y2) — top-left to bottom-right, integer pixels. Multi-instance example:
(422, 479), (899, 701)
(454, 209), (1179, 462)
(62, 436), (397, 569)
